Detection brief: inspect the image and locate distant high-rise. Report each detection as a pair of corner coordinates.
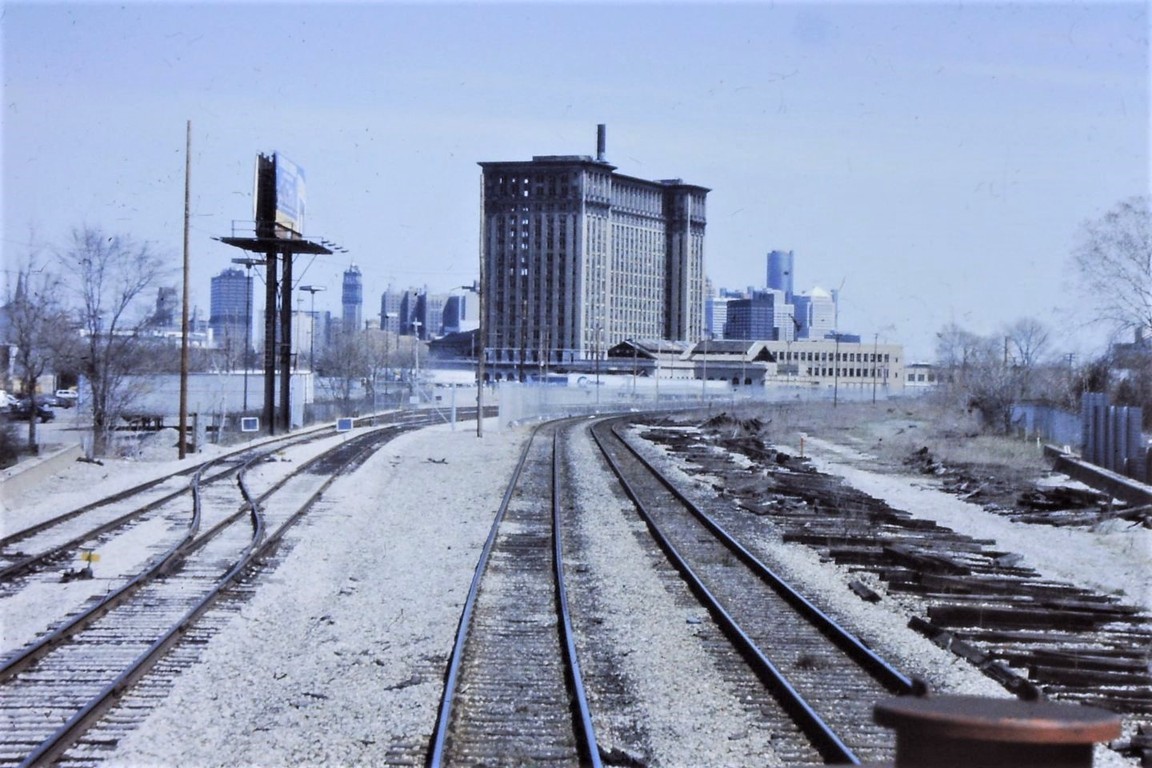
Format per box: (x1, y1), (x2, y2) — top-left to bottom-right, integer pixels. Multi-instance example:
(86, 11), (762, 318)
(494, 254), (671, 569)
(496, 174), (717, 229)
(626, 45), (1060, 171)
(793, 287), (836, 340)
(342, 264), (363, 333)
(442, 291), (478, 335)
(766, 250), (794, 302)
(479, 125), (708, 372)
(416, 291), (448, 338)
(725, 291), (791, 341)
(379, 287), (403, 334)
(152, 286), (178, 329)
(209, 267), (252, 353)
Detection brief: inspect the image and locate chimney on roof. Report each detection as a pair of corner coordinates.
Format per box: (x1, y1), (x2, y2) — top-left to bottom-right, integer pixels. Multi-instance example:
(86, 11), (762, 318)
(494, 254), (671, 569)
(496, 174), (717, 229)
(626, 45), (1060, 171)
(596, 124), (606, 162)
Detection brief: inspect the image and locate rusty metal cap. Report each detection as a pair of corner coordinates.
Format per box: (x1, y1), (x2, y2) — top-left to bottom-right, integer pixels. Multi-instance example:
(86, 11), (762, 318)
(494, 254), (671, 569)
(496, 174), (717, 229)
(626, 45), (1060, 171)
(874, 695), (1121, 745)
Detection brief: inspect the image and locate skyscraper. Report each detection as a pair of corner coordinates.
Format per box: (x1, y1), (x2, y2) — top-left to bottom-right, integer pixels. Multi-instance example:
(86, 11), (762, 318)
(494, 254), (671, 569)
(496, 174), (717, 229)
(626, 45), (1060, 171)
(442, 292), (478, 335)
(793, 287), (837, 340)
(342, 264), (362, 333)
(379, 286), (403, 334)
(209, 267), (252, 354)
(766, 250), (794, 302)
(479, 125), (708, 371)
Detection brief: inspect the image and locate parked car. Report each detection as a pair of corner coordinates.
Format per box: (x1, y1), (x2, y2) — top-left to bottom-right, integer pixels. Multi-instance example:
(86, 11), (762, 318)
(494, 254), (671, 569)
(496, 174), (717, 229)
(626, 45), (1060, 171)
(55, 389), (79, 407)
(38, 393), (72, 409)
(3, 399), (55, 423)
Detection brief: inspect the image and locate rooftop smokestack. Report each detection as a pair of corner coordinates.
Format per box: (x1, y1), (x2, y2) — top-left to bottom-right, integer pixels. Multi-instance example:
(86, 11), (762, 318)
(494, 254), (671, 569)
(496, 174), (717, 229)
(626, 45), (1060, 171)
(596, 124), (606, 162)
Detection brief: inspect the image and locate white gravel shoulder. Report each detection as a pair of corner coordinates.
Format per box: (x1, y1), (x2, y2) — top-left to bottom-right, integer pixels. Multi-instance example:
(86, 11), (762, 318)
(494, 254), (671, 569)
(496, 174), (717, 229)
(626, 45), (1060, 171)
(107, 419), (526, 766)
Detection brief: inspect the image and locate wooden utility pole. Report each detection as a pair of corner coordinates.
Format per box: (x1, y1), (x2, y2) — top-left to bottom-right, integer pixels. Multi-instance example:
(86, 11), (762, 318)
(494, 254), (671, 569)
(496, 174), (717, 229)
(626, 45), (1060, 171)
(178, 120), (192, 459)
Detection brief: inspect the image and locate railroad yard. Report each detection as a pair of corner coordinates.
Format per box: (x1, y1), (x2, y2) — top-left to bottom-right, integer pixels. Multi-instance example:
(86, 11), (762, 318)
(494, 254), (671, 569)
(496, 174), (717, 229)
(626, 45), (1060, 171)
(1, 402), (1149, 767)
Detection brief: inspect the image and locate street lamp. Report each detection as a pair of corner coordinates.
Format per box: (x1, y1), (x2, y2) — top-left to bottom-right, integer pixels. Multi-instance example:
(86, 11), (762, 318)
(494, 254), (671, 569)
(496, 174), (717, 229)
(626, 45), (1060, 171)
(299, 285), (326, 371)
(594, 324), (602, 406)
(231, 256), (265, 412)
(382, 312), (397, 411)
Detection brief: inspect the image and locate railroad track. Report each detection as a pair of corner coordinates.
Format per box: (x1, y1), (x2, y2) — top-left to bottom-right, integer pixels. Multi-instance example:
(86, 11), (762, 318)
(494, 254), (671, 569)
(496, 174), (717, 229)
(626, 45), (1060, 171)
(590, 417), (924, 765)
(0, 410), (474, 768)
(638, 415), (1152, 717)
(428, 420), (600, 766)
(0, 425), (352, 588)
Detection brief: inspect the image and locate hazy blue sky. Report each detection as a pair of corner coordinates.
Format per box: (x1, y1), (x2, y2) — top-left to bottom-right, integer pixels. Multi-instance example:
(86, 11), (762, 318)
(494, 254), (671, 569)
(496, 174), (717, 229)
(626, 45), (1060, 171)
(3, 1), (1147, 359)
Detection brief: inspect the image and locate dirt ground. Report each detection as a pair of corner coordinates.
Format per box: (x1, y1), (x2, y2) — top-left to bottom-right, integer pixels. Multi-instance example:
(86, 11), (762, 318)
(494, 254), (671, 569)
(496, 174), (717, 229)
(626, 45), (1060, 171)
(686, 398), (1107, 521)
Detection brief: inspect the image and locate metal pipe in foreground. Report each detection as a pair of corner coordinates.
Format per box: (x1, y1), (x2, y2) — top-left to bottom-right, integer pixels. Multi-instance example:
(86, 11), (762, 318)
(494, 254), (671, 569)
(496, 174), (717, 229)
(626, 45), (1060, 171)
(872, 695), (1121, 768)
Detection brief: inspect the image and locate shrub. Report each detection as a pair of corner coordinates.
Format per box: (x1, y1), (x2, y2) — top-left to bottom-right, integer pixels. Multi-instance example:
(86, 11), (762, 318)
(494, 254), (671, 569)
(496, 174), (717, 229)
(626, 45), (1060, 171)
(0, 422), (20, 469)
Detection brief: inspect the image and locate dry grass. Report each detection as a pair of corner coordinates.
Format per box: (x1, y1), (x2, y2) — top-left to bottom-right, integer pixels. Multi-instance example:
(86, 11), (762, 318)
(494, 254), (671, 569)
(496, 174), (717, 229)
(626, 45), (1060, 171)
(707, 398), (1050, 477)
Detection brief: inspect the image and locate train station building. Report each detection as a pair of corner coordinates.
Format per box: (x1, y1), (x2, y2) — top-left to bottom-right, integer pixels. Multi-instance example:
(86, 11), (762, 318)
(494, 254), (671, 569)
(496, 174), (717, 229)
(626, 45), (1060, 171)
(479, 126), (708, 380)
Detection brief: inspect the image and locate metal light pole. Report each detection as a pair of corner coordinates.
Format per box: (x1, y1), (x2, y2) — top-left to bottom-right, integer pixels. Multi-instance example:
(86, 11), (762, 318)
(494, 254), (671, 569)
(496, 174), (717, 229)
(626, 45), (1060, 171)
(412, 320), (422, 403)
(232, 256), (264, 412)
(833, 331), (841, 408)
(595, 325), (602, 406)
(299, 285), (326, 371)
(383, 311), (396, 408)
(872, 332), (879, 404)
(701, 334), (709, 405)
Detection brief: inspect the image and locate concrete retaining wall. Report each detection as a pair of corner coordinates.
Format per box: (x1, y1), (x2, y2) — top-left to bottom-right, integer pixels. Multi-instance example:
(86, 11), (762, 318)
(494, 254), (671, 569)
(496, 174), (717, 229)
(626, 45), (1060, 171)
(0, 443), (85, 504)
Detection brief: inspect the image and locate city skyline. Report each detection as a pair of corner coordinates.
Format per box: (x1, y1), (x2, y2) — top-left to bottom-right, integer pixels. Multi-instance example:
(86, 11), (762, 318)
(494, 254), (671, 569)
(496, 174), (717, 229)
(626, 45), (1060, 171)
(3, 1), (1146, 361)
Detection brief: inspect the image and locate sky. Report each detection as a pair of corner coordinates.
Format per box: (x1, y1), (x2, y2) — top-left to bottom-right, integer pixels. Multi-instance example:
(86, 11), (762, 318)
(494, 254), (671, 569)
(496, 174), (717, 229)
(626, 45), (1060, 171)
(2, 0), (1148, 361)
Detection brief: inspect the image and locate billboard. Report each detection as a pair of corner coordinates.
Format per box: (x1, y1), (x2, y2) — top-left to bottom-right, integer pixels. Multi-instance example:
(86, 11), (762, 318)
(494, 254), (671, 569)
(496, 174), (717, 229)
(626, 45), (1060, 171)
(274, 153), (306, 237)
(253, 152), (307, 239)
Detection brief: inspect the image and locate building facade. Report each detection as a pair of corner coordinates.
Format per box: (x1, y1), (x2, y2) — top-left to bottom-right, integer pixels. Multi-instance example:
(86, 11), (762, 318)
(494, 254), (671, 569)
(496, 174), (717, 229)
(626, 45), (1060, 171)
(766, 250), (794, 302)
(342, 264), (363, 333)
(209, 267), (252, 355)
(724, 293), (780, 340)
(442, 290), (479, 335)
(793, 287), (837, 340)
(479, 127), (708, 372)
(379, 287), (403, 334)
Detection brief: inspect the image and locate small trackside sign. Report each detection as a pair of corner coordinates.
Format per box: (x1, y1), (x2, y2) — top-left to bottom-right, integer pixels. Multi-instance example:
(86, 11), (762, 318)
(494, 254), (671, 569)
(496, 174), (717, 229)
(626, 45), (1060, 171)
(241, 417), (260, 432)
(336, 418), (354, 432)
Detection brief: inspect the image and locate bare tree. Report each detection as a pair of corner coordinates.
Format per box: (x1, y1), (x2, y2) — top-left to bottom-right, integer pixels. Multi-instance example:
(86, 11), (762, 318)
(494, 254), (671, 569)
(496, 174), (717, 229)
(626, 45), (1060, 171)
(934, 322), (984, 391)
(1003, 317), (1051, 399)
(1072, 195), (1152, 341)
(5, 250), (76, 452)
(58, 227), (171, 456)
(318, 328), (369, 411)
(935, 321), (1033, 433)
(362, 328), (396, 409)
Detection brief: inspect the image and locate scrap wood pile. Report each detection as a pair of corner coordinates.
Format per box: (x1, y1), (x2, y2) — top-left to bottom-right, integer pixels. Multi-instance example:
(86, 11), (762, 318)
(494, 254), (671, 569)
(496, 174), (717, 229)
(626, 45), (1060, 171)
(903, 446), (1152, 529)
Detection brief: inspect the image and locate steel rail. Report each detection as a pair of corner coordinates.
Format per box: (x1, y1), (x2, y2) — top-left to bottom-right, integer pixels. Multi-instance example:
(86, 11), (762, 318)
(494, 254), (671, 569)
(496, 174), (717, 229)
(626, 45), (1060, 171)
(0, 471), (190, 549)
(2, 421), (396, 681)
(427, 420), (599, 767)
(17, 426), (397, 768)
(590, 421), (861, 766)
(426, 423), (540, 767)
(551, 429), (603, 768)
(608, 420), (919, 696)
(0, 428), (343, 583)
(0, 451), (241, 682)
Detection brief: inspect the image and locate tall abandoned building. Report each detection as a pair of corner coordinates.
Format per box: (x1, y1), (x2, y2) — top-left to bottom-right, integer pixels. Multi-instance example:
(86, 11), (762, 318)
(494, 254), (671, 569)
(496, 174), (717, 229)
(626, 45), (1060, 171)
(479, 126), (708, 373)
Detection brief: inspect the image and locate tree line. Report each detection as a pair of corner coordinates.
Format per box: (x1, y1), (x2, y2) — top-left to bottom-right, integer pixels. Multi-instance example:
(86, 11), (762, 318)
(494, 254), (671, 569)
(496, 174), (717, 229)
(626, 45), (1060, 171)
(933, 194), (1150, 432)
